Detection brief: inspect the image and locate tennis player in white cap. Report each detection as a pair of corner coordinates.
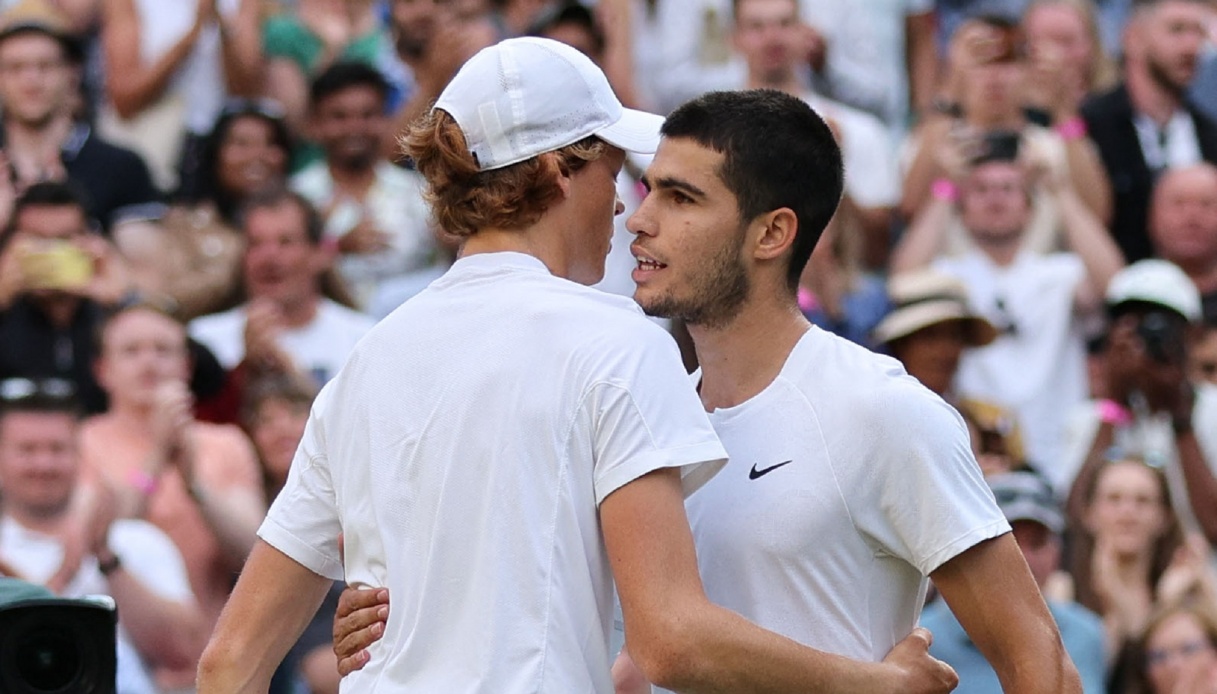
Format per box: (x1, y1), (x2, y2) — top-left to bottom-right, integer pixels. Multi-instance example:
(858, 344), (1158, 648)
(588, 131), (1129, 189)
(197, 38), (957, 693)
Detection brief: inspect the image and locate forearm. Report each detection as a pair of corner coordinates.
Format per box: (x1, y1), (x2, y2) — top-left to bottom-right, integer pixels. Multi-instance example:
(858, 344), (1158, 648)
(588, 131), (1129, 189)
(188, 483), (264, 570)
(899, 123), (951, 219)
(106, 563), (205, 670)
(1058, 189), (1123, 307)
(107, 30), (200, 118)
(635, 600), (895, 693)
(198, 541), (333, 693)
(218, 1), (264, 97)
(890, 195), (953, 273)
(906, 12), (938, 119)
(1062, 136), (1112, 225)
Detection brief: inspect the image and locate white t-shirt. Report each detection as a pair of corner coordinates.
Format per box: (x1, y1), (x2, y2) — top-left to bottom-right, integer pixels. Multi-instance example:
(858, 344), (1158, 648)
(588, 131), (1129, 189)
(259, 252), (727, 693)
(291, 161), (437, 309)
(935, 251), (1090, 476)
(0, 517), (195, 694)
(189, 298), (376, 384)
(686, 328), (1007, 659)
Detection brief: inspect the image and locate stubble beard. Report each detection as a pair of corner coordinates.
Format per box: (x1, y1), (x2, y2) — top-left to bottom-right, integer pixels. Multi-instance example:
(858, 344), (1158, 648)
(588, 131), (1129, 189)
(638, 232), (751, 330)
(1146, 52), (1190, 98)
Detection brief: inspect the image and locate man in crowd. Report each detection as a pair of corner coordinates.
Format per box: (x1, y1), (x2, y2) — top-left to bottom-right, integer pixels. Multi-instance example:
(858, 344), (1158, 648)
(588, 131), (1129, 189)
(0, 377), (203, 692)
(1082, 0), (1217, 263)
(1148, 163), (1217, 323)
(290, 61), (436, 310)
(198, 38), (960, 693)
(188, 188), (376, 387)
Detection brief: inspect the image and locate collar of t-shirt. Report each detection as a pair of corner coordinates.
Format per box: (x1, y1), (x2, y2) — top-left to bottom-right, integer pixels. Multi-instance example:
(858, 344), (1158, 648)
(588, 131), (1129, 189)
(450, 251), (551, 276)
(1133, 110), (1202, 171)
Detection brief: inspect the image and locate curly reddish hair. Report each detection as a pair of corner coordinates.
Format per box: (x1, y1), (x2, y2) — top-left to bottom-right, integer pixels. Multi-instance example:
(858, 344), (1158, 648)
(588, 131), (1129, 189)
(400, 109), (605, 238)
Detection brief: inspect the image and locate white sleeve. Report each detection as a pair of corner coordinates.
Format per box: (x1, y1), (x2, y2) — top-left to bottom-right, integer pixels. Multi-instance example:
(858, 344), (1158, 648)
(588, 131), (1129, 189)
(108, 521), (194, 603)
(843, 383), (1010, 575)
(258, 384), (344, 581)
(584, 324), (727, 506)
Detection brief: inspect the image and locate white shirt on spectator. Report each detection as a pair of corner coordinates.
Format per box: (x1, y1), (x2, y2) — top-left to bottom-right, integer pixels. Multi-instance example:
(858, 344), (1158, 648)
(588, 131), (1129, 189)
(803, 92), (901, 209)
(189, 299), (376, 384)
(291, 161), (437, 309)
(258, 252), (726, 692)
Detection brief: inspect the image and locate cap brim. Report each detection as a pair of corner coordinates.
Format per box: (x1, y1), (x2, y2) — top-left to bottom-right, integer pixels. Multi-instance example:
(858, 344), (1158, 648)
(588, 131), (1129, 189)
(596, 108), (665, 155)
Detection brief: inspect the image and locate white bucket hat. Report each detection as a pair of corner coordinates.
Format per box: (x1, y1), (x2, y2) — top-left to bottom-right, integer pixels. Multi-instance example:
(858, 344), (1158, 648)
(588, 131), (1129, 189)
(434, 37), (665, 171)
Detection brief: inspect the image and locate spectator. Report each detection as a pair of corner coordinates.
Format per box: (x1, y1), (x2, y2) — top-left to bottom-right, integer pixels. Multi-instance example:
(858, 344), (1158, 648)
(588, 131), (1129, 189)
(0, 4), (162, 235)
(97, 0), (263, 193)
(1021, 0), (1118, 126)
(731, 0), (898, 270)
(1193, 320), (1217, 387)
(904, 14), (1112, 252)
(630, 0), (745, 115)
(0, 181), (131, 414)
(78, 301), (265, 691)
(0, 376), (204, 693)
(290, 61), (435, 310)
(1061, 261), (1217, 548)
(263, 0), (392, 164)
(1081, 0), (1217, 264)
(920, 469), (1108, 693)
(797, 214), (892, 349)
(1148, 163), (1217, 323)
(1128, 600), (1217, 694)
(119, 99), (293, 321)
(891, 142), (1124, 481)
(798, 0), (937, 138)
(188, 187), (375, 388)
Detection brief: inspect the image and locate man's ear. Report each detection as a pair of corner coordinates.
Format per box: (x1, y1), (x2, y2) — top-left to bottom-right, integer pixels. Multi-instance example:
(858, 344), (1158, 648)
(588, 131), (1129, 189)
(751, 208), (799, 262)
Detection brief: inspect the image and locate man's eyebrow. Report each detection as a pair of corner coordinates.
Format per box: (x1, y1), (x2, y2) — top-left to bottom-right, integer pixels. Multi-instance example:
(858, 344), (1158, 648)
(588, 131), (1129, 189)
(640, 174), (707, 199)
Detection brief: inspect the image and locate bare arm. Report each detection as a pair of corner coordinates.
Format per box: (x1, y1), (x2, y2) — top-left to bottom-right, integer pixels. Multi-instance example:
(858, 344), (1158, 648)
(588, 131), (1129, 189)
(603, 468), (954, 693)
(1052, 183), (1124, 313)
(102, 548), (206, 670)
(1062, 135), (1112, 225)
(102, 0), (203, 118)
(216, 0), (264, 98)
(890, 194), (955, 273)
(197, 540), (334, 693)
(905, 11), (938, 120)
(931, 534), (1082, 694)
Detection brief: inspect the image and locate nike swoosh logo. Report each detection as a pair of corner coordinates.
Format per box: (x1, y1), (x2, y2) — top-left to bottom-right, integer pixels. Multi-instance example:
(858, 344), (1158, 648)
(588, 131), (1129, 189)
(748, 460), (793, 480)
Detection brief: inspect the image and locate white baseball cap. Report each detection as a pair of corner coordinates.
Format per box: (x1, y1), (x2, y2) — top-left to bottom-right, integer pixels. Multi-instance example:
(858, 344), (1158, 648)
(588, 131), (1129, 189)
(433, 37), (664, 172)
(1105, 259), (1202, 322)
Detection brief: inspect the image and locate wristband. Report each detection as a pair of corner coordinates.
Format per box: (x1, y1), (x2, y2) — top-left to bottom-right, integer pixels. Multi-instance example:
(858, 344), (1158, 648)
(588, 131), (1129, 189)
(1055, 116), (1087, 141)
(128, 469), (159, 497)
(930, 178), (958, 203)
(1096, 399), (1132, 426)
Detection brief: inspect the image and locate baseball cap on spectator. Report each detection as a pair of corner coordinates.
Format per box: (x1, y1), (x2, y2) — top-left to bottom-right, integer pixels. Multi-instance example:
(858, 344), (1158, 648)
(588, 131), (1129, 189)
(433, 37), (664, 172)
(0, 0), (83, 63)
(873, 269), (999, 347)
(987, 470), (1064, 533)
(1105, 259), (1202, 322)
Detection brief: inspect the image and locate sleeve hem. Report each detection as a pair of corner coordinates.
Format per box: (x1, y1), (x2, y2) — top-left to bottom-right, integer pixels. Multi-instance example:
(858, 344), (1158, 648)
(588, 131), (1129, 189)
(918, 519), (1012, 576)
(595, 441), (728, 506)
(258, 517), (345, 581)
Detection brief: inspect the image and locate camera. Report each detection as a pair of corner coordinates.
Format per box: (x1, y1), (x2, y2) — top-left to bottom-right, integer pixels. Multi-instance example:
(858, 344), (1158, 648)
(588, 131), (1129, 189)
(17, 240), (94, 291)
(1136, 310), (1187, 364)
(0, 590), (117, 694)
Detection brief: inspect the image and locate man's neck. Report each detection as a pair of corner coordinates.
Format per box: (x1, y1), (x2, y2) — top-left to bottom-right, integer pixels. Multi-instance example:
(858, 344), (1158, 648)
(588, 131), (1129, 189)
(689, 296), (810, 411)
(1127, 64), (1183, 126)
(327, 159), (379, 200)
(1178, 256), (1217, 293)
(4, 115), (73, 170)
(277, 294), (322, 328)
(31, 294), (83, 330)
(3, 502), (70, 538)
(975, 235), (1022, 267)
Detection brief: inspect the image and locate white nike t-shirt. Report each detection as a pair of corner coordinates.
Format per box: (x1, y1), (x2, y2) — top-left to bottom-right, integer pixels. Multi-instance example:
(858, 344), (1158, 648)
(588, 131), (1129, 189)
(685, 328), (1008, 662)
(260, 252), (726, 693)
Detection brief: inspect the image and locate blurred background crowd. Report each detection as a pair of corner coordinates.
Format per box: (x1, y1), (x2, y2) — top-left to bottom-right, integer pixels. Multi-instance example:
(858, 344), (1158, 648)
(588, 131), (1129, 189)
(0, 0), (1216, 692)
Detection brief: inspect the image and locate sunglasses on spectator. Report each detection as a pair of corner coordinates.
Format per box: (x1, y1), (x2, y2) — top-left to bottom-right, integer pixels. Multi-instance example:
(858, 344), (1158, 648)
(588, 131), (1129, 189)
(0, 377), (76, 403)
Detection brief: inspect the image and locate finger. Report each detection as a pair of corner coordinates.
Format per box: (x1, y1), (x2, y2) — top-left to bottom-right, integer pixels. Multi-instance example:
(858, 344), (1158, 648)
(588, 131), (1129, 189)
(334, 614), (386, 660)
(337, 649), (371, 677)
(910, 625), (933, 649)
(337, 586), (389, 618)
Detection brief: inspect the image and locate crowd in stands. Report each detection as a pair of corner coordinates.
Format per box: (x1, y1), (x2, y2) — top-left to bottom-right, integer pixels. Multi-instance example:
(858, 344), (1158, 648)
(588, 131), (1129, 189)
(1, 0), (1217, 692)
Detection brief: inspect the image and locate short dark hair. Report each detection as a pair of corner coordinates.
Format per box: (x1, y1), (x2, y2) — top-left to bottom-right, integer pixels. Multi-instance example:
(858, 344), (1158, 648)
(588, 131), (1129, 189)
(237, 187), (324, 245)
(186, 101), (293, 223)
(529, 2), (606, 56)
(309, 61), (390, 110)
(1, 181), (92, 249)
(660, 89), (843, 290)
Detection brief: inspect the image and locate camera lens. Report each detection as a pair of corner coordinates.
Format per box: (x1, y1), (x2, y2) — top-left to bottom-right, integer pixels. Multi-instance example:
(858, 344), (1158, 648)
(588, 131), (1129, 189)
(14, 628), (81, 691)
